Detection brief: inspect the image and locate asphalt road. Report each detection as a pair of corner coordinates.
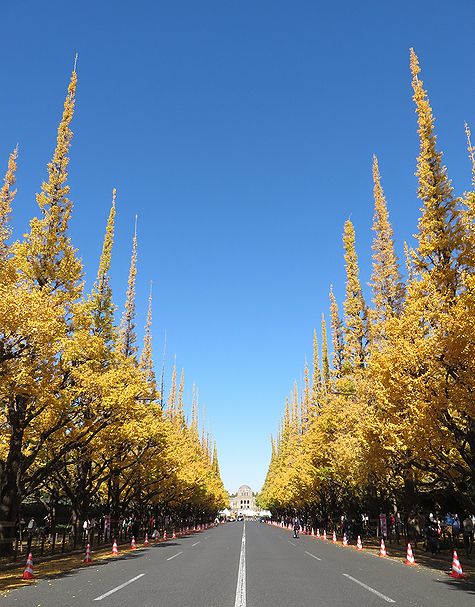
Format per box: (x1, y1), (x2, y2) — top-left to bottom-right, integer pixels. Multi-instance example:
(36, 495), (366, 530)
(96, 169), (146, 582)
(2, 521), (474, 606)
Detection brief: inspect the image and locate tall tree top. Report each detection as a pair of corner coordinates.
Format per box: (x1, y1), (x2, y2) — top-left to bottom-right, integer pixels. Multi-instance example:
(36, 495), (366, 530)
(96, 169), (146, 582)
(329, 285), (344, 377)
(321, 313), (330, 386)
(311, 328), (321, 405)
(191, 382), (199, 436)
(95, 189), (116, 292)
(465, 123), (475, 185)
(90, 189), (116, 345)
(177, 367), (185, 425)
(120, 217), (138, 358)
(16, 67), (82, 301)
(140, 281), (157, 395)
(0, 147), (18, 265)
(167, 358), (177, 416)
(370, 155), (403, 334)
(410, 48), (462, 293)
(342, 219), (367, 369)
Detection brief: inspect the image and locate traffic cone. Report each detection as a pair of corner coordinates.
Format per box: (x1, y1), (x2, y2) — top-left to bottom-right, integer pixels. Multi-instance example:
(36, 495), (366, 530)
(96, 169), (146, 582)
(130, 536), (137, 550)
(111, 539), (119, 556)
(356, 535), (363, 550)
(450, 550), (465, 579)
(144, 533), (149, 547)
(405, 543), (415, 565)
(163, 530), (167, 541)
(172, 530), (176, 539)
(342, 533), (348, 546)
(83, 543), (92, 563)
(323, 530), (327, 541)
(316, 529), (320, 538)
(332, 531), (337, 544)
(22, 553), (35, 580)
(379, 538), (387, 557)
(311, 528), (315, 536)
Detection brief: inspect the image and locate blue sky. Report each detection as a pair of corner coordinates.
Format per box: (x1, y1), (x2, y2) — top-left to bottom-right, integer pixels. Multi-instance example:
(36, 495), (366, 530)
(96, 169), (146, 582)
(1, 1), (474, 493)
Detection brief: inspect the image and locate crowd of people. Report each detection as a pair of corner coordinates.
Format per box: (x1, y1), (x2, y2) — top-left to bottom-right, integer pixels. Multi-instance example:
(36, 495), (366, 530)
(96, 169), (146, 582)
(278, 510), (475, 559)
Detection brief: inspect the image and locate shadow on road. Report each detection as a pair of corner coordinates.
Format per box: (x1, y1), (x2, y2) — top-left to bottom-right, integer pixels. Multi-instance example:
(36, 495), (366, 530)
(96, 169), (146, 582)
(0, 536), (198, 595)
(435, 577), (475, 595)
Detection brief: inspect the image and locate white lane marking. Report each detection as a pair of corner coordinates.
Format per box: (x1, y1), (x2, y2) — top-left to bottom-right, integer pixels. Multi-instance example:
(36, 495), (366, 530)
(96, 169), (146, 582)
(167, 551), (183, 561)
(305, 551), (321, 561)
(234, 520), (246, 607)
(94, 573), (145, 601)
(288, 540), (296, 546)
(342, 574), (395, 603)
(192, 541), (200, 547)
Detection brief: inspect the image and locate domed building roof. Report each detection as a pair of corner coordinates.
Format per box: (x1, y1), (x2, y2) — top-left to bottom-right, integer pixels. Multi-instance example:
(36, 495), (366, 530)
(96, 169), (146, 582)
(238, 485), (252, 493)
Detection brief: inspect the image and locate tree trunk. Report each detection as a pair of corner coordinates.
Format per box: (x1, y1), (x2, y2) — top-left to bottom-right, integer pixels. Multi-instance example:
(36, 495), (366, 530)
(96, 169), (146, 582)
(0, 415), (25, 556)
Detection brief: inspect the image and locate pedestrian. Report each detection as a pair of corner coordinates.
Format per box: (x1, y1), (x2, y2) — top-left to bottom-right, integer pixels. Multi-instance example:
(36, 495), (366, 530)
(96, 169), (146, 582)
(293, 517), (300, 539)
(425, 515), (439, 555)
(462, 514), (473, 559)
(83, 518), (90, 542)
(452, 514), (461, 547)
(44, 514), (51, 543)
(27, 517), (36, 539)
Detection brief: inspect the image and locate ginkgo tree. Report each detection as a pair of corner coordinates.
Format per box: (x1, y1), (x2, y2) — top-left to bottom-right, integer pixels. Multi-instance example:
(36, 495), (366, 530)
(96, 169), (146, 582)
(259, 48), (475, 524)
(0, 64), (226, 555)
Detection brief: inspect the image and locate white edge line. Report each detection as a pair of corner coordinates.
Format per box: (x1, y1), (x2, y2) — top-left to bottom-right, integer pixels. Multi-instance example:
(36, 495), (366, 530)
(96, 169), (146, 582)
(342, 573), (395, 603)
(192, 541), (200, 547)
(167, 551), (183, 561)
(305, 551), (322, 561)
(94, 573), (145, 601)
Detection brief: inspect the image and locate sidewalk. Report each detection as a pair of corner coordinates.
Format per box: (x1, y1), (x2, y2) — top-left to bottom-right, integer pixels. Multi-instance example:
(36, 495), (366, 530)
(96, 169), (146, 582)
(362, 536), (474, 575)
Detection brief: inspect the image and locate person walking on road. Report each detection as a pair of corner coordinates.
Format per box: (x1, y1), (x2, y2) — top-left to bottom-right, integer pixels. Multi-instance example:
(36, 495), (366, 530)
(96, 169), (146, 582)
(462, 514), (473, 559)
(293, 518), (300, 539)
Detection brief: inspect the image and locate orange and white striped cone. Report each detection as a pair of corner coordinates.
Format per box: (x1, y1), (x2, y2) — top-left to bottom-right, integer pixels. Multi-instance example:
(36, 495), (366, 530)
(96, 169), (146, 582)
(405, 543), (415, 565)
(450, 550), (465, 579)
(144, 533), (149, 547)
(342, 533), (348, 546)
(172, 530), (176, 539)
(130, 536), (137, 550)
(83, 543), (92, 563)
(332, 531), (337, 544)
(311, 528), (315, 536)
(22, 552), (35, 580)
(356, 535), (363, 550)
(379, 538), (387, 557)
(111, 539), (119, 556)
(316, 529), (320, 538)
(163, 530), (167, 541)
(323, 530), (327, 541)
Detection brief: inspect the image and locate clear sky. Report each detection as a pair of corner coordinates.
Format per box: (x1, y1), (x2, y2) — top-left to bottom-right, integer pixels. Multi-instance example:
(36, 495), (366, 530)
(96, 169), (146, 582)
(1, 1), (474, 493)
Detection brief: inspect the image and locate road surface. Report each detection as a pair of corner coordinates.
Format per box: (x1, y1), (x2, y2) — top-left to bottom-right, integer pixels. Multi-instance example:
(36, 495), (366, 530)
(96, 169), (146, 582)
(2, 521), (473, 606)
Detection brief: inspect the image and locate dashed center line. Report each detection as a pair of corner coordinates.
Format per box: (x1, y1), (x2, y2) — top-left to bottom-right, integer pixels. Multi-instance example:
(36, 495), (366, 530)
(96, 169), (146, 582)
(288, 540), (296, 546)
(342, 573), (395, 603)
(304, 551), (321, 561)
(192, 541), (200, 547)
(167, 551), (183, 561)
(94, 573), (145, 601)
(234, 521), (246, 607)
